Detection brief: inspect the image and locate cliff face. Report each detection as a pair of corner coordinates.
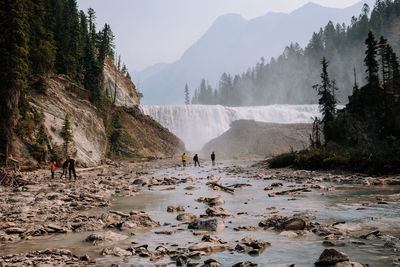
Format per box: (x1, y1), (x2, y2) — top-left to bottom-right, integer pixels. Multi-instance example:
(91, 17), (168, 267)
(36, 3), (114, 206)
(108, 107), (185, 160)
(14, 59), (183, 168)
(103, 57), (140, 107)
(30, 75), (107, 167)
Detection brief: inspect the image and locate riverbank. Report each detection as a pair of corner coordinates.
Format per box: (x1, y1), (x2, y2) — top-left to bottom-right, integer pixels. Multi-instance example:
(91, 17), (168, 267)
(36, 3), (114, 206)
(1, 158), (400, 266)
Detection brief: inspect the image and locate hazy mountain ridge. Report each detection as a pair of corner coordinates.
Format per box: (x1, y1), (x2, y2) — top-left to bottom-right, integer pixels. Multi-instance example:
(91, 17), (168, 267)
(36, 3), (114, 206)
(138, 0), (374, 105)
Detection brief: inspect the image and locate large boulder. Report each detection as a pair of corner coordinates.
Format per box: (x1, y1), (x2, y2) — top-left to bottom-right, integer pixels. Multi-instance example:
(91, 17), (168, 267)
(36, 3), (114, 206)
(314, 248), (349, 266)
(282, 218), (306, 231)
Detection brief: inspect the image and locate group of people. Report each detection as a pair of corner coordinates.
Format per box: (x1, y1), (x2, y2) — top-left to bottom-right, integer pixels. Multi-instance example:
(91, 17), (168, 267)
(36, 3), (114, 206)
(181, 152), (216, 167)
(50, 155), (77, 180)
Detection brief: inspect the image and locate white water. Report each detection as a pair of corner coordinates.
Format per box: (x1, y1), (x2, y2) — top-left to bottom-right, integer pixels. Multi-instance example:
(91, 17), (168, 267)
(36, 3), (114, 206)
(142, 104), (320, 151)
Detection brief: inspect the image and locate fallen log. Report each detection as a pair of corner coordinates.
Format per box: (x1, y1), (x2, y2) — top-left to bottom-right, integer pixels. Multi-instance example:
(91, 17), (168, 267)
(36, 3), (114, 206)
(268, 186), (309, 197)
(0, 168), (33, 187)
(207, 182), (235, 193)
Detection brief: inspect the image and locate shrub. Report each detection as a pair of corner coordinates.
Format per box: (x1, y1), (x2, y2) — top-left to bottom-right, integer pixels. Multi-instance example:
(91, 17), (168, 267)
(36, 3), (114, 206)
(269, 153), (296, 168)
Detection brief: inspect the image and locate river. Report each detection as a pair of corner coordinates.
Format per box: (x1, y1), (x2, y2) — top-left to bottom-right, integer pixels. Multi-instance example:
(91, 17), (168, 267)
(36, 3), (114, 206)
(2, 159), (399, 266)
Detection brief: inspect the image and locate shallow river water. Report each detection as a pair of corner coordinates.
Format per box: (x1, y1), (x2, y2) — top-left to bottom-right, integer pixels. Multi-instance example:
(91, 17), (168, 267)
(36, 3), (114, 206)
(3, 161), (400, 266)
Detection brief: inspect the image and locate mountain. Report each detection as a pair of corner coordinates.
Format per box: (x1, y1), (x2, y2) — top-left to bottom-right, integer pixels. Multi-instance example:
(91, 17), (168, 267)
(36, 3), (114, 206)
(137, 0), (374, 105)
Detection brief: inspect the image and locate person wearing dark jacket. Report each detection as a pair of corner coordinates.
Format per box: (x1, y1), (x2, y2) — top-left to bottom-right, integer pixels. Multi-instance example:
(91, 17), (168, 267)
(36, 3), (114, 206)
(211, 152), (216, 166)
(60, 158), (69, 179)
(67, 155), (77, 180)
(193, 154), (200, 167)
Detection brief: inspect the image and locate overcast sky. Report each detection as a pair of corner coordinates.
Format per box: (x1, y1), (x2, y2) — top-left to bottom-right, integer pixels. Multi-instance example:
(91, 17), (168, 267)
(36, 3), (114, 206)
(77, 0), (363, 72)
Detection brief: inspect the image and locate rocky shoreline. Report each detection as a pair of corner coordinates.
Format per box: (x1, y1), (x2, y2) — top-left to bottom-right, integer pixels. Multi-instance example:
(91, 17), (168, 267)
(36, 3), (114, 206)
(1, 158), (400, 266)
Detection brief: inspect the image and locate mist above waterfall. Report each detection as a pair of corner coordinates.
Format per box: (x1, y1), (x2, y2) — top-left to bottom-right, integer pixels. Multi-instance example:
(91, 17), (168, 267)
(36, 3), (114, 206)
(142, 104), (320, 151)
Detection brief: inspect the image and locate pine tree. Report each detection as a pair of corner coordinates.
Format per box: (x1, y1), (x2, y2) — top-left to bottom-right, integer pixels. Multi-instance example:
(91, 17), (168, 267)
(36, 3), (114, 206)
(0, 0), (29, 161)
(390, 51), (400, 94)
(60, 113), (73, 156)
(27, 0), (56, 77)
(378, 36), (390, 88)
(312, 57), (337, 143)
(97, 23), (115, 62)
(87, 8), (96, 41)
(364, 30), (379, 86)
(184, 84), (190, 104)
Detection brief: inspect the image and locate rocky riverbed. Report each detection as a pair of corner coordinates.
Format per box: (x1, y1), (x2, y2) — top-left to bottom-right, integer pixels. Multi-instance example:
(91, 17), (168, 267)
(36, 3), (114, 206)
(1, 158), (400, 266)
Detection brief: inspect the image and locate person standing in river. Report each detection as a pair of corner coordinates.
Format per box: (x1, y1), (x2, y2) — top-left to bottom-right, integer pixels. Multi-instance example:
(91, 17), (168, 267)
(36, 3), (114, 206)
(211, 152), (216, 166)
(67, 155), (77, 180)
(193, 154), (200, 167)
(182, 153), (187, 167)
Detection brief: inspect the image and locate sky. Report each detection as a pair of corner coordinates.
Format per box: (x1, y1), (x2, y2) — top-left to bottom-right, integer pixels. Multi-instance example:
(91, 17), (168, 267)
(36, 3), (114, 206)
(77, 0), (363, 72)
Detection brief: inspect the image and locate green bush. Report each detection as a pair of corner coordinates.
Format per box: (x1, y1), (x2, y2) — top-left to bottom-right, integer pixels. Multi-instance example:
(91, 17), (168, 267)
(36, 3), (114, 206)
(269, 153), (296, 168)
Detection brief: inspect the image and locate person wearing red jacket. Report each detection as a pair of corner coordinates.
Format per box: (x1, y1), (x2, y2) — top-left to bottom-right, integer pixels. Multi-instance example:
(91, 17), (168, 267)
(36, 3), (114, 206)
(51, 161), (56, 179)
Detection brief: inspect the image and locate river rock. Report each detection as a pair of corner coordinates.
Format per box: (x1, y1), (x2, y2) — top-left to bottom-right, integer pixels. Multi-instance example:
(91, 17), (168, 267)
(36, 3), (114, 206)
(129, 245), (152, 257)
(177, 213), (198, 222)
(102, 247), (132, 257)
(127, 210), (160, 228)
(188, 219), (225, 232)
(132, 178), (147, 185)
(282, 218), (306, 230)
(232, 261), (258, 267)
(360, 230), (382, 240)
(189, 242), (230, 254)
(205, 207), (232, 218)
(280, 231), (298, 238)
(314, 248), (349, 266)
(201, 258), (222, 267)
(235, 236), (270, 256)
(259, 216), (306, 231)
(150, 185), (175, 191)
(185, 186), (200, 191)
(85, 231), (128, 245)
(167, 206), (186, 212)
(197, 195), (225, 206)
(234, 225), (259, 231)
(5, 227), (26, 234)
(155, 230), (176, 235)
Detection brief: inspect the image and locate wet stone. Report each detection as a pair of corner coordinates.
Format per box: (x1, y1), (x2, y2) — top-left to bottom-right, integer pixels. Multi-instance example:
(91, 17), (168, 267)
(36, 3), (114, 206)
(167, 205), (186, 213)
(177, 213), (198, 222)
(188, 219), (225, 232)
(314, 248), (349, 266)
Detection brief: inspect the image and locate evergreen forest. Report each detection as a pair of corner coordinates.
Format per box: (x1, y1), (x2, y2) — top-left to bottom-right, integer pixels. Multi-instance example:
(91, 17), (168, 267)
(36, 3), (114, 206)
(191, 0), (400, 106)
(0, 0), (129, 161)
(270, 29), (400, 174)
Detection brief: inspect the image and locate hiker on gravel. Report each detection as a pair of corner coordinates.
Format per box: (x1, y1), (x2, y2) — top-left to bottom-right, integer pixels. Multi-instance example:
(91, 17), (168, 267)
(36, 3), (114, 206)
(182, 153), (187, 167)
(60, 158), (69, 179)
(51, 161), (56, 179)
(67, 155), (77, 180)
(193, 154), (200, 167)
(211, 152), (216, 166)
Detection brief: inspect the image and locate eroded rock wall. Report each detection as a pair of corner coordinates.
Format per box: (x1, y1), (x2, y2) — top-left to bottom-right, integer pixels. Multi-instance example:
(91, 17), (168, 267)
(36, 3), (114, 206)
(30, 75), (107, 167)
(103, 57), (140, 108)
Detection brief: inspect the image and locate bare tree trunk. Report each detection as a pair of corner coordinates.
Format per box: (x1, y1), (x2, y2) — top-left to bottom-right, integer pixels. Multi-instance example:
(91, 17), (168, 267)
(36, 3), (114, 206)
(5, 143), (8, 167)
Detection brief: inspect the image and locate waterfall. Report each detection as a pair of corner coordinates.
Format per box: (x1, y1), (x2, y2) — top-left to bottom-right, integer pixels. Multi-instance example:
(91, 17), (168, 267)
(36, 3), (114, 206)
(142, 104), (321, 151)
